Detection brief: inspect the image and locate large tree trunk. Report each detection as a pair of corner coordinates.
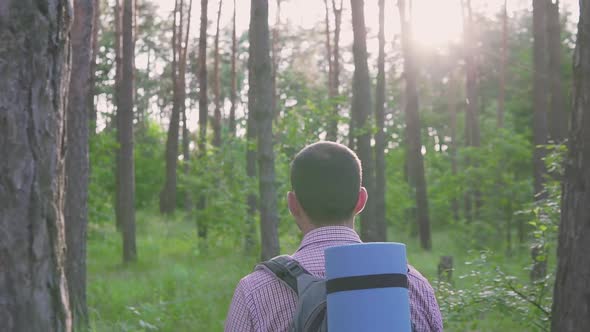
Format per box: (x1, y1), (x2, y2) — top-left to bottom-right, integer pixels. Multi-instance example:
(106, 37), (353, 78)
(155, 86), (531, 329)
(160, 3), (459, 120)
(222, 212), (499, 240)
(245, 52), (258, 254)
(533, 0), (549, 198)
(181, 0), (193, 215)
(547, 0), (567, 143)
(250, 0), (280, 261)
(229, 0), (238, 136)
(398, 0), (432, 250)
(65, 0), (94, 327)
(374, 0), (387, 241)
(551, 2), (590, 329)
(114, 0), (124, 230)
(160, 0), (183, 215)
(0, 0), (73, 330)
(350, 0), (378, 242)
(213, 0), (223, 148)
(116, 0), (137, 263)
(197, 0), (209, 243)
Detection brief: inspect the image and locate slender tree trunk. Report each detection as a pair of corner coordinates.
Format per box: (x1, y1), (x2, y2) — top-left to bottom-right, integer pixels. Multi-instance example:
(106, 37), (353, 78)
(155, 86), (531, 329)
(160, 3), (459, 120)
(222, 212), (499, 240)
(229, 0), (238, 136)
(350, 0), (378, 242)
(498, 0), (507, 128)
(0, 1), (73, 330)
(461, 0), (481, 222)
(116, 0), (138, 263)
(329, 0), (344, 142)
(374, 0), (387, 241)
(548, 0), (567, 143)
(271, 0), (282, 118)
(251, 0), (280, 261)
(114, 0), (124, 231)
(160, 0), (182, 215)
(213, 0), (223, 147)
(324, 0), (336, 141)
(533, 0), (549, 199)
(197, 0), (209, 243)
(89, 0), (100, 134)
(448, 78), (460, 222)
(65, 0), (94, 327)
(181, 0), (193, 215)
(551, 2), (590, 328)
(245, 53), (258, 254)
(399, 0), (432, 250)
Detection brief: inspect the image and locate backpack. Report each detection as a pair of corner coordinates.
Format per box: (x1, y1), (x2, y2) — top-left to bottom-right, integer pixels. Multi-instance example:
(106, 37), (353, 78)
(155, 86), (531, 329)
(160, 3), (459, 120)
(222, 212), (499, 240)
(257, 255), (327, 332)
(257, 255), (417, 332)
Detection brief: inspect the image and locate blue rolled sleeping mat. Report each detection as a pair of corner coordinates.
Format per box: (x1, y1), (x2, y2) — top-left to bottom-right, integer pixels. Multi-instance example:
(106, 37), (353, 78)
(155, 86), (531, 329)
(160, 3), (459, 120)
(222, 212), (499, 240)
(324, 242), (411, 332)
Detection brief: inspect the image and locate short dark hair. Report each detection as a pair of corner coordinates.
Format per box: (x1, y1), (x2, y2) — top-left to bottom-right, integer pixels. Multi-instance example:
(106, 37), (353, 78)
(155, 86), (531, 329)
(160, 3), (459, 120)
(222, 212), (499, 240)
(290, 141), (362, 225)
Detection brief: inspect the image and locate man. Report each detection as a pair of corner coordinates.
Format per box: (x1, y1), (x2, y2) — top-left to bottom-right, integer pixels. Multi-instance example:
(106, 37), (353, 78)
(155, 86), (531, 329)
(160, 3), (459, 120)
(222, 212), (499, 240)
(225, 142), (443, 331)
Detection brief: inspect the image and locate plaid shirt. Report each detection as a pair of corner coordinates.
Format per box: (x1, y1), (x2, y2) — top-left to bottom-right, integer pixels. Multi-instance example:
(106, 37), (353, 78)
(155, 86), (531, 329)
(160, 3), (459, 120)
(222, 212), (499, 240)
(225, 226), (444, 332)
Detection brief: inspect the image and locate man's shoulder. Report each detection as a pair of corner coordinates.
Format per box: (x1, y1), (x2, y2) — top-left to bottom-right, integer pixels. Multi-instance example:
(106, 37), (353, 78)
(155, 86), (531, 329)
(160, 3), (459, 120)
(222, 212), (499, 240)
(407, 264), (433, 286)
(237, 267), (290, 297)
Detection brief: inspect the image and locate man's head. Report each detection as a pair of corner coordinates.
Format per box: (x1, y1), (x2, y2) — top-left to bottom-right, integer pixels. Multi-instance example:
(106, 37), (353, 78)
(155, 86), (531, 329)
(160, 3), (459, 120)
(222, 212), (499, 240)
(288, 141), (367, 232)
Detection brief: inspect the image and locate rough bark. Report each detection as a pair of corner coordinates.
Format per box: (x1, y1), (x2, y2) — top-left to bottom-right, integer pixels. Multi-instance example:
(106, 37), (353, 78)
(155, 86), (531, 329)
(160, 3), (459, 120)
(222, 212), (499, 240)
(116, 0), (137, 263)
(65, 0), (94, 327)
(399, 0), (432, 250)
(251, 0), (280, 261)
(533, 0), (549, 198)
(374, 0), (387, 241)
(551, 1), (590, 328)
(548, 0), (567, 143)
(197, 0), (209, 243)
(0, 0), (73, 330)
(229, 0), (237, 136)
(213, 0), (223, 148)
(350, 0), (378, 242)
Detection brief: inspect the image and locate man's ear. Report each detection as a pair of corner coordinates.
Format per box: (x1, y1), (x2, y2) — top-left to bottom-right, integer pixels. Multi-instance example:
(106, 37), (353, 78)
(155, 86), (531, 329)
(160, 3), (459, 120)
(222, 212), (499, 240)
(353, 187), (368, 215)
(287, 191), (302, 218)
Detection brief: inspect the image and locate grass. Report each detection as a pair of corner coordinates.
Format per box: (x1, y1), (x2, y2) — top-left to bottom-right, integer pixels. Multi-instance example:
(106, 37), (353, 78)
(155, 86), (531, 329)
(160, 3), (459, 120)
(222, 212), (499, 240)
(88, 211), (539, 331)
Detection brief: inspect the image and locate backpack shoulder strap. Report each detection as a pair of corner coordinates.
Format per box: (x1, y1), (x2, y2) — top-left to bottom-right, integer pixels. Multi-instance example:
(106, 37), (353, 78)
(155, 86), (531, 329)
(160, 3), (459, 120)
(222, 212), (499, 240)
(256, 255), (310, 294)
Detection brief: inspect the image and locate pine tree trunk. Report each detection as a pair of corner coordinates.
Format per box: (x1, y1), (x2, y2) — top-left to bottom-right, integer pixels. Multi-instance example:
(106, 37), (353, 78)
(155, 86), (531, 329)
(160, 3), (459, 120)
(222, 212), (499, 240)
(0, 0), (73, 329)
(350, 0), (378, 242)
(324, 0), (336, 141)
(197, 0), (209, 243)
(551, 2), (590, 328)
(399, 0), (432, 250)
(498, 0), (507, 128)
(271, 0), (281, 118)
(229, 0), (238, 136)
(89, 0), (100, 134)
(374, 0), (387, 241)
(448, 78), (460, 222)
(213, 0), (223, 148)
(116, 0), (137, 263)
(547, 0), (567, 143)
(245, 52), (258, 254)
(329, 0), (343, 143)
(65, 0), (94, 327)
(181, 0), (193, 215)
(160, 0), (182, 215)
(251, 0), (280, 261)
(533, 0), (549, 198)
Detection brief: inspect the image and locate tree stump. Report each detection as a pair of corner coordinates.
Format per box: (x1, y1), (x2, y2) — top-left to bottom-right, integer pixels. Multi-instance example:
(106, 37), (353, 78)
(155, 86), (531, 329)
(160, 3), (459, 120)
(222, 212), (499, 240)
(438, 256), (454, 284)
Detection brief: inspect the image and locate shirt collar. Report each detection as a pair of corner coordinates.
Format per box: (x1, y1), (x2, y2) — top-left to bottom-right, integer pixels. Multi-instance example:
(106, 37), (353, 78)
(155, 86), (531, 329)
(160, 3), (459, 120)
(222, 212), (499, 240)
(296, 226), (361, 252)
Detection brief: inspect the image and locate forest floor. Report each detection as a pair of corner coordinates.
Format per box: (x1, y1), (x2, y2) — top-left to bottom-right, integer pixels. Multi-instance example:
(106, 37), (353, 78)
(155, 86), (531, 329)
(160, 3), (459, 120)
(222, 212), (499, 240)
(87, 211), (534, 332)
